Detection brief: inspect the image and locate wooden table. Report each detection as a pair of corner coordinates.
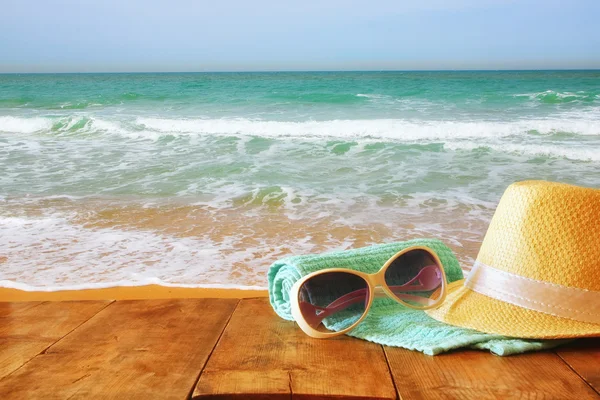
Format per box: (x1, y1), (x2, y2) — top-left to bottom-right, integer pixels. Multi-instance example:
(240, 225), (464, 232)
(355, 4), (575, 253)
(0, 298), (598, 399)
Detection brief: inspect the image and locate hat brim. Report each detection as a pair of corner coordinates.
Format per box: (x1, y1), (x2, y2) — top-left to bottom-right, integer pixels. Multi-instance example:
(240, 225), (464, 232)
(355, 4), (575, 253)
(426, 284), (600, 339)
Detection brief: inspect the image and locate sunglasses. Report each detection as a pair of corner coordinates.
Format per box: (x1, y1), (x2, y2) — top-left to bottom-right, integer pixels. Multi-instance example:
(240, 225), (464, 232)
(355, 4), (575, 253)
(290, 246), (448, 338)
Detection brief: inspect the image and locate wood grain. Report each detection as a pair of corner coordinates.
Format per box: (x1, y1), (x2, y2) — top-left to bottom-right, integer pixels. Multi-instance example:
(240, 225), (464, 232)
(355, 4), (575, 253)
(557, 338), (600, 396)
(0, 301), (41, 317)
(385, 347), (600, 400)
(193, 297), (396, 400)
(0, 300), (110, 380)
(3, 298), (597, 399)
(0, 299), (238, 400)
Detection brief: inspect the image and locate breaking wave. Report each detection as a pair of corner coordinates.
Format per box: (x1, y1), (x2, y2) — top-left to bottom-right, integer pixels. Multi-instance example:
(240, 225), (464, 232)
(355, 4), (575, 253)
(2, 114), (599, 140)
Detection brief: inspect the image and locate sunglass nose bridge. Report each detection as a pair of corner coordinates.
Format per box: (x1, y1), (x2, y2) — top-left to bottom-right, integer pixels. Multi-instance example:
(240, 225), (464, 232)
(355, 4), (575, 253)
(373, 285), (388, 298)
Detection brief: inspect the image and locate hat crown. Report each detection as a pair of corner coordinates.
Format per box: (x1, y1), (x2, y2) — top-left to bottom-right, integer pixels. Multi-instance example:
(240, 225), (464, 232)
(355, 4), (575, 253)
(477, 180), (600, 291)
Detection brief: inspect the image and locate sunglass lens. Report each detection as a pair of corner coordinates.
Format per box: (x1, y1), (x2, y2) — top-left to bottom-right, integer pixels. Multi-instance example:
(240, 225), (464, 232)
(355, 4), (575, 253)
(384, 249), (444, 308)
(297, 271), (369, 333)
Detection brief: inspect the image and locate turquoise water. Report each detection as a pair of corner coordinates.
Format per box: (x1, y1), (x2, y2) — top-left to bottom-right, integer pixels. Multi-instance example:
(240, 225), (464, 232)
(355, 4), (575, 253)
(1, 71), (599, 289)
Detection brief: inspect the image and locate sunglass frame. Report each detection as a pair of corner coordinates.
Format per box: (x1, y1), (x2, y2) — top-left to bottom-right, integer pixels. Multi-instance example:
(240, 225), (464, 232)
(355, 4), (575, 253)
(290, 245), (449, 338)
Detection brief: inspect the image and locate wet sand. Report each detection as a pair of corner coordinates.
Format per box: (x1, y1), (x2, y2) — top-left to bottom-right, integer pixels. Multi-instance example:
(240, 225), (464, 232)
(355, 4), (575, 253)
(0, 285), (268, 302)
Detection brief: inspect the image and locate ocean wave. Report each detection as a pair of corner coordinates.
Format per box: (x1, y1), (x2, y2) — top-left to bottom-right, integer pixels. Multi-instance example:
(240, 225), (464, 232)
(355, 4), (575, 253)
(0, 91), (173, 111)
(356, 93), (389, 99)
(0, 97), (32, 108)
(445, 141), (600, 162)
(514, 90), (598, 104)
(0, 116), (53, 133)
(0, 115), (125, 135)
(136, 116), (600, 139)
(355, 94), (442, 110)
(2, 114), (599, 141)
(55, 101), (105, 110)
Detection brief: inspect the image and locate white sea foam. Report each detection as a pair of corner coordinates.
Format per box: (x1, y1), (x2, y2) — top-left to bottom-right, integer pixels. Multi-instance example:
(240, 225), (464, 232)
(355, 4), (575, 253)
(0, 280), (267, 292)
(356, 93), (388, 99)
(514, 90), (593, 101)
(0, 192), (493, 290)
(0, 116), (53, 133)
(444, 141), (600, 162)
(0, 215), (272, 290)
(2, 114), (599, 140)
(136, 116), (600, 140)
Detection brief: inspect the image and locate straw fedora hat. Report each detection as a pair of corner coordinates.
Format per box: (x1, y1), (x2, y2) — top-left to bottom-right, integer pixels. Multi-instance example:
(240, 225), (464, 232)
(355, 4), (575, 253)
(426, 180), (600, 338)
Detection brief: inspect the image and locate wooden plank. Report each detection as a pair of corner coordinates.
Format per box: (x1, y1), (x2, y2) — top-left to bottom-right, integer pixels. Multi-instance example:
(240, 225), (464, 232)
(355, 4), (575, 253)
(193, 297), (396, 400)
(0, 301), (42, 317)
(556, 338), (600, 396)
(0, 300), (110, 380)
(0, 298), (238, 399)
(385, 346), (600, 400)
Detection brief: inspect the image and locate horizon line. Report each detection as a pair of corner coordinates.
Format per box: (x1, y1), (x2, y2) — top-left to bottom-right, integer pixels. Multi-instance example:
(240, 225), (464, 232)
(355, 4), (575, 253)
(1, 68), (600, 75)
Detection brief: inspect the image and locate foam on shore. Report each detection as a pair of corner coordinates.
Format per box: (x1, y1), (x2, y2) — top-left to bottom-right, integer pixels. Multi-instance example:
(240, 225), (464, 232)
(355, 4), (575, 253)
(0, 284), (268, 302)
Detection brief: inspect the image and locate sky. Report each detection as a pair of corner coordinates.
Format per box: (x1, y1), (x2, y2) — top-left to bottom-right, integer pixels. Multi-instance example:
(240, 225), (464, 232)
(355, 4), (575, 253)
(1, 0), (599, 72)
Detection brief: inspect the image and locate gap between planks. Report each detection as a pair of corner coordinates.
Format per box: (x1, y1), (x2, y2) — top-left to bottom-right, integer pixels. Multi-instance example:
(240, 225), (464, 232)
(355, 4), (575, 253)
(186, 299), (241, 400)
(384, 345), (600, 400)
(0, 300), (113, 382)
(555, 338), (600, 396)
(0, 298), (239, 399)
(192, 297), (397, 400)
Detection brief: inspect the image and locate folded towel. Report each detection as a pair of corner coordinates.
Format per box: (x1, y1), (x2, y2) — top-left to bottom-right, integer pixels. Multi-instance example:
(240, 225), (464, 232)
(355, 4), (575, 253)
(268, 239), (569, 356)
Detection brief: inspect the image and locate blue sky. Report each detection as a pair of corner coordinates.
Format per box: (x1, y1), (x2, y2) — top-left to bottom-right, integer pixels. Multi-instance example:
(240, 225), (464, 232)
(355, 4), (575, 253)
(1, 0), (599, 72)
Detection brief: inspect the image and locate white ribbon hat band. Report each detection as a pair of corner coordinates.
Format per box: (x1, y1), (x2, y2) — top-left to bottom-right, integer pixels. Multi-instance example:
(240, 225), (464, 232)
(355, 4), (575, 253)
(465, 261), (600, 325)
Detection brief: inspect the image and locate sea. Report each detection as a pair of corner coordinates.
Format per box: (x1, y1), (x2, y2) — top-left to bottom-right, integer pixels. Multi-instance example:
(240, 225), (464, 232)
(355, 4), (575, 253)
(1, 70), (599, 291)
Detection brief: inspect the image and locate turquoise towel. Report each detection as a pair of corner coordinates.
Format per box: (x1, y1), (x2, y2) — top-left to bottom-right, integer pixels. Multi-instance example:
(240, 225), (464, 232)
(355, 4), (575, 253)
(268, 239), (569, 356)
